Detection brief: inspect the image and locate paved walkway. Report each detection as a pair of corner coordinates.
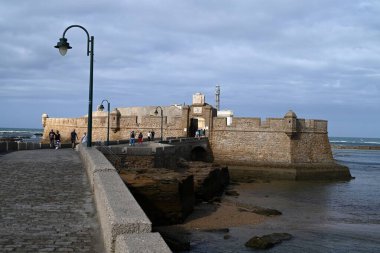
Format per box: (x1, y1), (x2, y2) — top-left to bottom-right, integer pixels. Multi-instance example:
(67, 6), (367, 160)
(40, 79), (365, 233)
(0, 149), (104, 252)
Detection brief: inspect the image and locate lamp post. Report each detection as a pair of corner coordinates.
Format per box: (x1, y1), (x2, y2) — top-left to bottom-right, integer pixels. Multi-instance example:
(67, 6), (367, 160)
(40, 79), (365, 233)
(99, 99), (110, 146)
(154, 106), (163, 142)
(54, 25), (94, 147)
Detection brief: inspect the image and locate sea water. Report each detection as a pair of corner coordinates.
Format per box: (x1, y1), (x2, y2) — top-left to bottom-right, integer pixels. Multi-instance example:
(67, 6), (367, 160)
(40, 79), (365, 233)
(330, 136), (380, 147)
(0, 127), (43, 142)
(187, 138), (380, 253)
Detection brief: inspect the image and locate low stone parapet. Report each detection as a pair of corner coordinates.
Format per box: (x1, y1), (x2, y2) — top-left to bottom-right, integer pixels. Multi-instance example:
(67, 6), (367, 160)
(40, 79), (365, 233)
(78, 144), (171, 253)
(0, 141), (73, 152)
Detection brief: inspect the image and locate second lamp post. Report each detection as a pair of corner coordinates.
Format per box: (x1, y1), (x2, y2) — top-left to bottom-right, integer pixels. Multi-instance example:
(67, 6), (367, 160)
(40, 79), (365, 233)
(99, 99), (110, 146)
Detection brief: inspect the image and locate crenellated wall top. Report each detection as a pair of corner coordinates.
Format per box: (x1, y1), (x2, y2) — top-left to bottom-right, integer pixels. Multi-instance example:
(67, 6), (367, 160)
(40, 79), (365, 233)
(213, 116), (327, 133)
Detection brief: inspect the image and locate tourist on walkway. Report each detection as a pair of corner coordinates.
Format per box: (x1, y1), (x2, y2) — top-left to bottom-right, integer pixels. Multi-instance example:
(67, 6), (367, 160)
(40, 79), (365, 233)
(130, 131), (135, 146)
(138, 132), (143, 144)
(195, 129), (200, 139)
(49, 129), (55, 148)
(151, 130), (155, 141)
(70, 129), (78, 149)
(147, 131), (152, 141)
(55, 130), (61, 149)
(81, 132), (87, 144)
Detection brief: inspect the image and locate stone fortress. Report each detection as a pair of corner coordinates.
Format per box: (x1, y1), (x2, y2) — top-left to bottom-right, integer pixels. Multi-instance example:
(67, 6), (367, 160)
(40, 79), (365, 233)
(42, 92), (350, 180)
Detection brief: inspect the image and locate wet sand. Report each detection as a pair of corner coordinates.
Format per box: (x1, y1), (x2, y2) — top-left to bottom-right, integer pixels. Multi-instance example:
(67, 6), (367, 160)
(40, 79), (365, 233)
(179, 200), (268, 230)
(159, 183), (270, 232)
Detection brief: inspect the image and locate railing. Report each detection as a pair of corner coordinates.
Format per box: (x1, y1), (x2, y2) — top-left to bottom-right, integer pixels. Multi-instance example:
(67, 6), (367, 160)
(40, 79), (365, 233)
(96, 142), (123, 173)
(166, 137), (208, 144)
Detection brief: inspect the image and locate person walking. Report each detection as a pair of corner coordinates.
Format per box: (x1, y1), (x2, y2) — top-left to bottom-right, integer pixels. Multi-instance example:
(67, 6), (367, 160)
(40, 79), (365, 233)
(81, 132), (87, 144)
(138, 132), (143, 144)
(151, 130), (155, 141)
(147, 131), (151, 141)
(70, 129), (78, 149)
(130, 131), (135, 146)
(49, 129), (56, 148)
(55, 130), (61, 149)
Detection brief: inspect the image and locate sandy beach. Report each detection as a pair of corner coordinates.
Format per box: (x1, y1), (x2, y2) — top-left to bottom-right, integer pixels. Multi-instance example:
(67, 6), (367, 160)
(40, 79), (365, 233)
(178, 198), (268, 230)
(155, 183), (272, 233)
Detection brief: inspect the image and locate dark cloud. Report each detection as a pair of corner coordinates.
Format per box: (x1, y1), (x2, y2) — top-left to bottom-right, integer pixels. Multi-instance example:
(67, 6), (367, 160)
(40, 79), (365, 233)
(0, 0), (379, 137)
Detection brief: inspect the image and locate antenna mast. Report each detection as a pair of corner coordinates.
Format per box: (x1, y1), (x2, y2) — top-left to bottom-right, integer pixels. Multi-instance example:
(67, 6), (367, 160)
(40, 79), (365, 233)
(215, 85), (220, 111)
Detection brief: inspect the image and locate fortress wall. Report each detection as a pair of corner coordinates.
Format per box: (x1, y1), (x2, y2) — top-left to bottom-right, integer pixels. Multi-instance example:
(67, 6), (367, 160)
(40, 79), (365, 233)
(43, 117), (88, 143)
(298, 119), (328, 132)
(111, 116), (184, 140)
(214, 117), (286, 131)
(211, 117), (292, 165)
(211, 117), (333, 166)
(43, 115), (185, 143)
(291, 132), (333, 163)
(210, 130), (291, 165)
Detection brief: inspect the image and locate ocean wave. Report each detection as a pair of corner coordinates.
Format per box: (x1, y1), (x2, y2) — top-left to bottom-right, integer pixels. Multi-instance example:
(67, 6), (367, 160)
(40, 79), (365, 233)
(0, 130), (35, 133)
(0, 128), (43, 142)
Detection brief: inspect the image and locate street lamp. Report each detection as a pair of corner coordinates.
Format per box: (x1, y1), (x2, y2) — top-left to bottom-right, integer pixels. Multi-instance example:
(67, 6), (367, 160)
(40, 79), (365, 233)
(154, 106), (163, 142)
(54, 25), (94, 147)
(99, 99), (110, 146)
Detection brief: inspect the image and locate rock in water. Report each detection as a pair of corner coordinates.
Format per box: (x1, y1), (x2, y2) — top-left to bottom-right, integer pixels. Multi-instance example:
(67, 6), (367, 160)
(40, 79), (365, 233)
(245, 233), (292, 249)
(186, 162), (230, 201)
(154, 226), (191, 252)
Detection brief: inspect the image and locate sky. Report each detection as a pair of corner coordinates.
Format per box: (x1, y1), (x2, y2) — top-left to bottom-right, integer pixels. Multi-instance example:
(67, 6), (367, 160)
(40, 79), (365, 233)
(1, 0), (379, 137)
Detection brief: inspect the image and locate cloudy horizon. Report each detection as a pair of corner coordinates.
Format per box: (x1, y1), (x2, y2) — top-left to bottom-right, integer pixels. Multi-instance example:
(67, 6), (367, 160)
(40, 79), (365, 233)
(1, 0), (379, 137)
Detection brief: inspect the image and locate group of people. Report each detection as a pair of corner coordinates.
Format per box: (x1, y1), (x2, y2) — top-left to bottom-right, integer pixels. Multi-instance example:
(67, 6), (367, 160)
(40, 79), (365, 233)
(48, 129), (87, 149)
(48, 129), (61, 149)
(195, 129), (206, 139)
(49, 128), (159, 148)
(129, 130), (155, 146)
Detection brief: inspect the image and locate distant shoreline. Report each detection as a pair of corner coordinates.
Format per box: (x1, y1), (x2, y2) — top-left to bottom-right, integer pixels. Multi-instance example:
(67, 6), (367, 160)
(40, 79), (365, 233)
(331, 145), (380, 150)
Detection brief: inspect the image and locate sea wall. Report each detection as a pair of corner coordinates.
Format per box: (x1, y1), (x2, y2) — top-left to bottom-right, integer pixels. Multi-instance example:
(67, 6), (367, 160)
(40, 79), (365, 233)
(210, 117), (332, 165)
(77, 145), (171, 253)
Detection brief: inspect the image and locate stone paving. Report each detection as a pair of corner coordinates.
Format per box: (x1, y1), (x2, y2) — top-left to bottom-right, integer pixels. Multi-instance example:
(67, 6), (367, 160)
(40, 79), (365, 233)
(0, 149), (104, 252)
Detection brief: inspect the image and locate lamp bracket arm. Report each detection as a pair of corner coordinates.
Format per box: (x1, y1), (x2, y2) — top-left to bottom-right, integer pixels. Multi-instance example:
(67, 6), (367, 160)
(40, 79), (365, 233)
(62, 25), (92, 56)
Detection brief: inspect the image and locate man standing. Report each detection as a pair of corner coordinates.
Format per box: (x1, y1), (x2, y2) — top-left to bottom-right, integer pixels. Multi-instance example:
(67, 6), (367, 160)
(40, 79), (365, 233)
(70, 129), (78, 149)
(55, 130), (61, 149)
(151, 130), (155, 141)
(49, 129), (55, 148)
(130, 131), (135, 146)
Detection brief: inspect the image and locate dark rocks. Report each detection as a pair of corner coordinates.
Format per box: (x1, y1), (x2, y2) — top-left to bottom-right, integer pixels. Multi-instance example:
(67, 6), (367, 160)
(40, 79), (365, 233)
(202, 228), (229, 233)
(186, 162), (230, 201)
(154, 226), (191, 252)
(238, 206), (282, 216)
(257, 208), (281, 216)
(223, 234), (231, 240)
(245, 233), (293, 249)
(119, 168), (195, 225)
(225, 190), (239, 196)
(236, 203), (282, 216)
(119, 161), (230, 225)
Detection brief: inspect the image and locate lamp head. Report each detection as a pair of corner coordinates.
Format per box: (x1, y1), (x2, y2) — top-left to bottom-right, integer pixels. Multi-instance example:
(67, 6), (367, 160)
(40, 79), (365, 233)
(99, 104), (105, 111)
(54, 37), (72, 56)
(154, 109), (158, 115)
